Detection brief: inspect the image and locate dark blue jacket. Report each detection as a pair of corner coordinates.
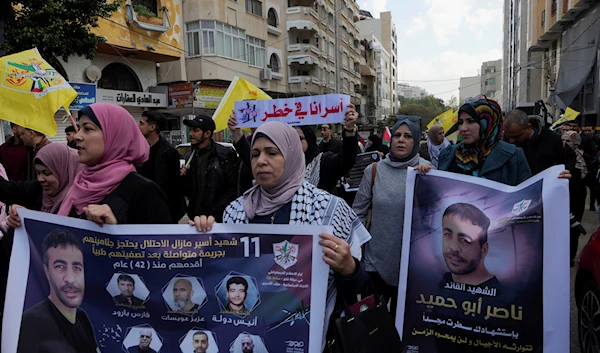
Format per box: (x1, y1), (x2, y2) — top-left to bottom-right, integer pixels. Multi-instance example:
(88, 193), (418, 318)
(438, 141), (531, 186)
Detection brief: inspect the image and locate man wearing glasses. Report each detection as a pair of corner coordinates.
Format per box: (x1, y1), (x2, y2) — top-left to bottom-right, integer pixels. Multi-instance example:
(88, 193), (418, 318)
(318, 124), (343, 154)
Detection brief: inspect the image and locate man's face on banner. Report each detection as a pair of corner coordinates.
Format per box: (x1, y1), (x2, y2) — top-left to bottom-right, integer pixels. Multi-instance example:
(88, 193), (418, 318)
(44, 245), (85, 309)
(442, 215), (488, 275)
(173, 280), (194, 309)
(118, 279), (134, 298)
(193, 333), (209, 353)
(241, 336), (254, 353)
(227, 283), (247, 306)
(139, 330), (152, 349)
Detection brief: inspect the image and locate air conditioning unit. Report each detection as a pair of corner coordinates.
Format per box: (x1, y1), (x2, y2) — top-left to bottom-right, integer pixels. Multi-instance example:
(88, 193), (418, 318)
(260, 68), (272, 81)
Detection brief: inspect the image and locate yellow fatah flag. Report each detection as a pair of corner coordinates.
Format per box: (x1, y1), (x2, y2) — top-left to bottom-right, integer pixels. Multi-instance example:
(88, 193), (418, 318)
(551, 107), (580, 128)
(212, 76), (272, 133)
(0, 48), (77, 136)
(427, 109), (453, 130)
(441, 110), (458, 132)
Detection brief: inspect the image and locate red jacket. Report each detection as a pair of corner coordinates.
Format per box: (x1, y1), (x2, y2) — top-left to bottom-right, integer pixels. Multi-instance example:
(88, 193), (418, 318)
(0, 137), (29, 181)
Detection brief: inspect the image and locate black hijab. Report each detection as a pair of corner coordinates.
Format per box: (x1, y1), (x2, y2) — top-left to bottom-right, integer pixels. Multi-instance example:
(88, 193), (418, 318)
(298, 126), (319, 165)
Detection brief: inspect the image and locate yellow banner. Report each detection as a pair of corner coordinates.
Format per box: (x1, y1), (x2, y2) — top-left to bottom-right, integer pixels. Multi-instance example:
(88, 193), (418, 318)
(212, 77), (272, 133)
(0, 48), (77, 136)
(551, 107), (580, 128)
(427, 109), (454, 130)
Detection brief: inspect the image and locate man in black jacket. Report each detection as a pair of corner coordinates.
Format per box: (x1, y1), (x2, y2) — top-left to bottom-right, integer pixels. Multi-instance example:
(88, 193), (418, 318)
(504, 109), (564, 175)
(138, 111), (184, 223)
(181, 115), (240, 222)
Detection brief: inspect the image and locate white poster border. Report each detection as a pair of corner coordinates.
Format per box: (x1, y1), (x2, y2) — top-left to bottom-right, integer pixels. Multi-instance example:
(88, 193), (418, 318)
(394, 165), (570, 353)
(2, 209), (331, 353)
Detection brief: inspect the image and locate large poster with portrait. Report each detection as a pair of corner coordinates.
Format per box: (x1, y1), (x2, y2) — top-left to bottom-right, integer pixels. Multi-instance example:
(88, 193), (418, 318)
(396, 166), (570, 353)
(2, 210), (330, 353)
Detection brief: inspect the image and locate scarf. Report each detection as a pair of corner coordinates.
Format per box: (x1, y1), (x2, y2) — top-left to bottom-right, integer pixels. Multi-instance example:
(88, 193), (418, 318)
(455, 97), (503, 175)
(36, 144), (83, 214)
(58, 103), (150, 216)
(563, 131), (588, 179)
(389, 118), (421, 162)
(243, 122), (306, 219)
(304, 152), (323, 187)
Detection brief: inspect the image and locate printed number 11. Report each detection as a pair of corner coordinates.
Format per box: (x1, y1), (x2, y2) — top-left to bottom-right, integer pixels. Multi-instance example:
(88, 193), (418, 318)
(241, 237), (261, 258)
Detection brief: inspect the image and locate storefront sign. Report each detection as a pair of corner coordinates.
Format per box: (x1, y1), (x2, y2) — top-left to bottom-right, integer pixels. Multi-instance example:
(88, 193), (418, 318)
(68, 82), (97, 110)
(194, 85), (227, 109)
(97, 89), (167, 108)
(168, 83), (193, 109)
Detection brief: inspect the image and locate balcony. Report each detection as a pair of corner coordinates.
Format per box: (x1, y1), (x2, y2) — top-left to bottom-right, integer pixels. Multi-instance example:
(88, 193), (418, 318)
(288, 76), (323, 94)
(288, 54), (319, 65)
(286, 7), (319, 32)
(287, 43), (320, 55)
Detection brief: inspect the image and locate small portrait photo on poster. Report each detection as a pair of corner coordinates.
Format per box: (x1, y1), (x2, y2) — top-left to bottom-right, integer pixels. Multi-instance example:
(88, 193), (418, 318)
(106, 272), (150, 308)
(122, 325), (163, 353)
(162, 275), (208, 314)
(215, 273), (260, 317)
(179, 329), (219, 353)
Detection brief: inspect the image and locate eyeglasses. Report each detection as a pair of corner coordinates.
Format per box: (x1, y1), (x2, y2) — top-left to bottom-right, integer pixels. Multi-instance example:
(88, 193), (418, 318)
(396, 115), (421, 122)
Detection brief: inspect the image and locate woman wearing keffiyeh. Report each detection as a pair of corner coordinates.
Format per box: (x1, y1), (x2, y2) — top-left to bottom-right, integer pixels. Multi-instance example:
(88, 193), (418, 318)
(436, 96), (531, 186)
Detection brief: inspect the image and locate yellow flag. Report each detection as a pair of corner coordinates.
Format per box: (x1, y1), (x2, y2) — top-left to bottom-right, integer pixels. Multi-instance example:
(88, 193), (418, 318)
(551, 107), (580, 128)
(427, 109), (454, 130)
(0, 48), (77, 136)
(212, 76), (272, 133)
(442, 110), (459, 132)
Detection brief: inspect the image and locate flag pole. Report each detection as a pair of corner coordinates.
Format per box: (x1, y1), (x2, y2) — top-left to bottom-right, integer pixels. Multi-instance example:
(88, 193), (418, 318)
(64, 107), (78, 132)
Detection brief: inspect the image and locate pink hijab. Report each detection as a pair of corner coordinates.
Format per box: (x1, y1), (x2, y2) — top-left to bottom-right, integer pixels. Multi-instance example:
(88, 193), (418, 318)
(243, 122), (305, 219)
(58, 103), (149, 216)
(36, 144), (83, 214)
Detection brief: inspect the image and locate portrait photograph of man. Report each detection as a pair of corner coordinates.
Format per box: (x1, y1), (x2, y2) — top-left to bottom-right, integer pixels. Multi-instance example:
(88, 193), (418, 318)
(162, 276), (207, 314)
(109, 273), (149, 307)
(178, 329), (219, 353)
(17, 229), (98, 353)
(439, 203), (500, 288)
(123, 326), (162, 353)
(216, 274), (260, 316)
(229, 333), (269, 353)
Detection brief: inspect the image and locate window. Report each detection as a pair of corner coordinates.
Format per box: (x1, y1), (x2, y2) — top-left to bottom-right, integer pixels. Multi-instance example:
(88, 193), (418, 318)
(329, 41), (334, 57)
(267, 8), (277, 27)
(328, 13), (334, 27)
(186, 21), (245, 59)
(269, 54), (280, 73)
(487, 78), (496, 85)
(313, 2), (318, 12)
(315, 36), (319, 49)
(247, 36), (266, 68)
(99, 63), (142, 92)
(341, 27), (347, 42)
(551, 0), (557, 16)
(541, 10), (545, 27)
(246, 0), (262, 16)
(322, 36), (327, 53)
(133, 0), (158, 13)
(347, 7), (352, 18)
(320, 6), (326, 22)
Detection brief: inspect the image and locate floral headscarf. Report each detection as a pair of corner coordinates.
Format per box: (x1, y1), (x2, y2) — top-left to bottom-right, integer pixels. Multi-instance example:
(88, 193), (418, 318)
(455, 96), (503, 175)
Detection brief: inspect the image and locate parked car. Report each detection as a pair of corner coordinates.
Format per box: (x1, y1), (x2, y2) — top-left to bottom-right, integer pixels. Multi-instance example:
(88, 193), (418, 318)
(176, 142), (236, 167)
(575, 227), (600, 353)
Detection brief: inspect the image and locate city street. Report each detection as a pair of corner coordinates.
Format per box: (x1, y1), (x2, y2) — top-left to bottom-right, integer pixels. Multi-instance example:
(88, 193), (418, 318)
(571, 204), (598, 353)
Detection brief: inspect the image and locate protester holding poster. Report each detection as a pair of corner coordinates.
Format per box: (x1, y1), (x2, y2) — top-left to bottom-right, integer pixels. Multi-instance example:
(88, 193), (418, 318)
(352, 116), (431, 317)
(192, 121), (371, 350)
(435, 96), (531, 186)
(228, 103), (359, 194)
(396, 167), (569, 353)
(56, 103), (171, 225)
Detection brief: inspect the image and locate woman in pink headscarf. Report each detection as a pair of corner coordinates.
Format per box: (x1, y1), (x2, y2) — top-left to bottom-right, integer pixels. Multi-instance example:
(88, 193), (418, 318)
(190, 121), (371, 351)
(57, 103), (171, 225)
(3, 143), (83, 229)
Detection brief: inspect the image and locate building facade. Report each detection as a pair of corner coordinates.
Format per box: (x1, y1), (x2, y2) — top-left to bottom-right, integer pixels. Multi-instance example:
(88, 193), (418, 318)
(480, 60), (502, 100)
(356, 11), (397, 115)
(397, 83), (428, 100)
(459, 75), (482, 104)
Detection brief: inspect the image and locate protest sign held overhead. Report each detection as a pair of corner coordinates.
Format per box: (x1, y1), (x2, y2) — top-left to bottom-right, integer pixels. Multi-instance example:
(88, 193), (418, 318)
(233, 94), (351, 128)
(3, 210), (330, 353)
(396, 166), (569, 353)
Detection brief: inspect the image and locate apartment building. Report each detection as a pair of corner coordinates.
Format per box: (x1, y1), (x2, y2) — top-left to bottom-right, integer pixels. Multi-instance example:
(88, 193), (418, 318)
(502, 0), (537, 112)
(178, 0), (362, 109)
(527, 0), (599, 124)
(459, 75), (481, 104)
(358, 39), (377, 128)
(357, 11), (398, 115)
(398, 83), (428, 100)
(480, 60), (502, 100)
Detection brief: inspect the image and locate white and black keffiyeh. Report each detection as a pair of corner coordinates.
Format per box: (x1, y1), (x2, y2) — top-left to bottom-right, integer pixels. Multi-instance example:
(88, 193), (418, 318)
(304, 152), (323, 187)
(223, 181), (371, 350)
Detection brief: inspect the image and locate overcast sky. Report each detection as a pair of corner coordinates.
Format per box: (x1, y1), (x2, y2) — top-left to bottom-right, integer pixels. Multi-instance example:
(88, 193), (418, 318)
(359, 0), (504, 103)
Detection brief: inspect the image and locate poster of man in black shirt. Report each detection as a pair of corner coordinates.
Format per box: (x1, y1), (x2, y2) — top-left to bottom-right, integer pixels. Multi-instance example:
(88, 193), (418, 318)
(17, 229), (98, 353)
(113, 274), (145, 307)
(127, 329), (157, 353)
(440, 203), (501, 290)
